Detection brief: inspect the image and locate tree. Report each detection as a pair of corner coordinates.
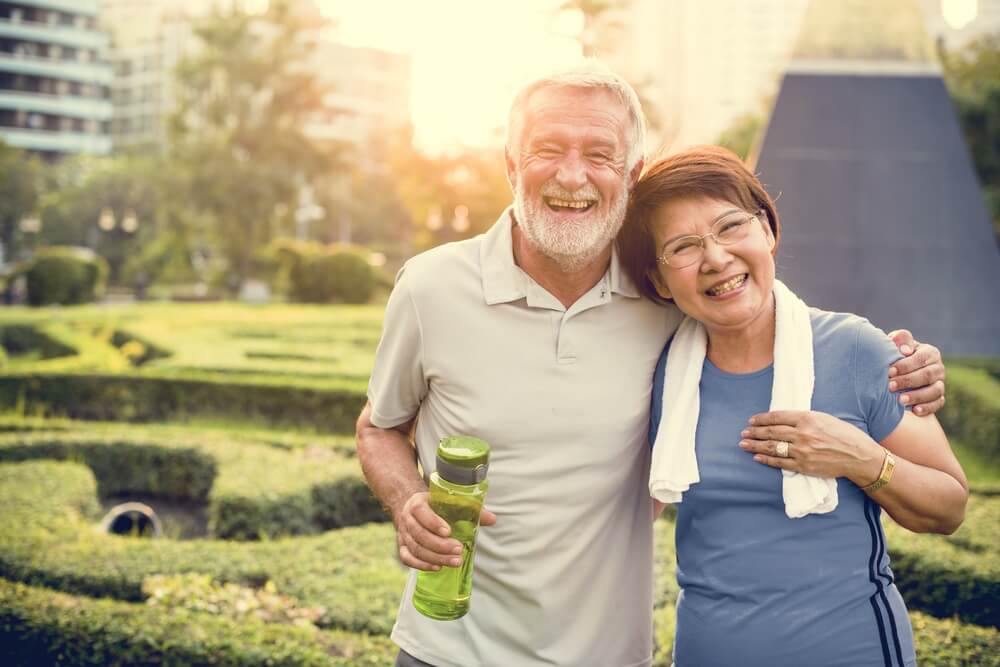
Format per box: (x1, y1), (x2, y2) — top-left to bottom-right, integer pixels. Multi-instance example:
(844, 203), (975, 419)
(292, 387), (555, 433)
(0, 140), (43, 264)
(940, 33), (1000, 238)
(716, 114), (762, 161)
(37, 154), (160, 283)
(385, 131), (512, 255)
(168, 0), (340, 281)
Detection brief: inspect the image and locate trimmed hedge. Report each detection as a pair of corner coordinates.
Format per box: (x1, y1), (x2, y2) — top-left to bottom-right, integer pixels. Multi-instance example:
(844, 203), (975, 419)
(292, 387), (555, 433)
(278, 241), (378, 305)
(0, 325), (75, 361)
(0, 461), (405, 634)
(24, 246), (108, 306)
(885, 494), (1000, 628)
(938, 365), (1000, 461)
(0, 430), (384, 540)
(0, 579), (397, 667)
(0, 372), (367, 433)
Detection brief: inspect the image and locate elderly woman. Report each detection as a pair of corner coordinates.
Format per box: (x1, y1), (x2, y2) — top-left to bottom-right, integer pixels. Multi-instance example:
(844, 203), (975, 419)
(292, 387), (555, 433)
(617, 146), (968, 667)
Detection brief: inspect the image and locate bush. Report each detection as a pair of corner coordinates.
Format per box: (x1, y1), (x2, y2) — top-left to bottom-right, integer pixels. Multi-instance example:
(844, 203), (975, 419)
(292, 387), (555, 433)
(0, 579), (397, 667)
(287, 244), (377, 304)
(0, 430), (385, 540)
(0, 372), (367, 433)
(0, 437), (216, 501)
(884, 494), (1000, 628)
(0, 461), (405, 633)
(24, 246), (108, 306)
(938, 365), (1000, 460)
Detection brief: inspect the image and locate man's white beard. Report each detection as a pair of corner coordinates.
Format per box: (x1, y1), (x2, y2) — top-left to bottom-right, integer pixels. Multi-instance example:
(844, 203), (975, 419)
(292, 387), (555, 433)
(513, 180), (627, 273)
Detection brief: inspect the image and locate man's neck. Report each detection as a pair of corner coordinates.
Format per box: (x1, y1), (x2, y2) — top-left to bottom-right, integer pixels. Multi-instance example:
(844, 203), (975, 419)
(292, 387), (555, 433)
(511, 222), (612, 308)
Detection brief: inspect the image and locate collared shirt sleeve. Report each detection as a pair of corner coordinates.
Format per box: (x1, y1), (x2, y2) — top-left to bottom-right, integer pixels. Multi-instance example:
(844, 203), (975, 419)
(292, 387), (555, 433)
(367, 265), (428, 428)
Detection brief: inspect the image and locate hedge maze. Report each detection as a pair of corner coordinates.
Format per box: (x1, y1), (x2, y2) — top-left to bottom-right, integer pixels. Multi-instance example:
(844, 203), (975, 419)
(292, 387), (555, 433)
(0, 304), (998, 665)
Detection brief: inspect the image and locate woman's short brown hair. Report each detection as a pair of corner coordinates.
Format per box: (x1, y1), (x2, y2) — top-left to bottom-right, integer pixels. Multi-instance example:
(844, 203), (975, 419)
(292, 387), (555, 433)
(617, 145), (781, 303)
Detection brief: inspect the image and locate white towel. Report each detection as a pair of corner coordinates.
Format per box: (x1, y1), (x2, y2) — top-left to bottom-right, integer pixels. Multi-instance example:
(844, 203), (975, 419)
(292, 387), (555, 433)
(649, 279), (838, 518)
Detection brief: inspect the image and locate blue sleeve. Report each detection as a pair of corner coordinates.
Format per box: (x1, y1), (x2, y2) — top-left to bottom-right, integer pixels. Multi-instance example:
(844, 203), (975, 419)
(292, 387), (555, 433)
(853, 319), (906, 443)
(649, 340), (671, 448)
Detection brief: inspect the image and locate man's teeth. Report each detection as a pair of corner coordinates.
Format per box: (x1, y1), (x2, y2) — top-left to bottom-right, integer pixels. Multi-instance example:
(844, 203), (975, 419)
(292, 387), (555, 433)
(547, 198), (592, 209)
(707, 274), (747, 296)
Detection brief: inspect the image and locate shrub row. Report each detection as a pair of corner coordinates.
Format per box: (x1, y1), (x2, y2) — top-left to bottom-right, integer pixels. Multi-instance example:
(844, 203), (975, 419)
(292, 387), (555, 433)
(0, 461), (405, 634)
(0, 431), (384, 540)
(0, 579), (397, 667)
(3, 462), (997, 665)
(884, 493), (1000, 628)
(0, 372), (367, 432)
(939, 365), (1000, 460)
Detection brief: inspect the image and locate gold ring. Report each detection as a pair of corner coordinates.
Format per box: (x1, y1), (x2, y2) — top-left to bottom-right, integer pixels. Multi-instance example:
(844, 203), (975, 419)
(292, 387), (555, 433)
(775, 441), (790, 458)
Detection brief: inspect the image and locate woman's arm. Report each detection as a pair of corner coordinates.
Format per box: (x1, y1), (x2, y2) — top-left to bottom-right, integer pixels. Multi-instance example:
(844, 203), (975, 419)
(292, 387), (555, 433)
(739, 410), (968, 534)
(870, 412), (968, 534)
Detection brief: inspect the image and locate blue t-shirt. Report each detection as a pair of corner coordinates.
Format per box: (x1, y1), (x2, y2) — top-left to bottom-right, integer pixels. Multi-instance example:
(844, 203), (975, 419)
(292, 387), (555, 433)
(650, 309), (915, 667)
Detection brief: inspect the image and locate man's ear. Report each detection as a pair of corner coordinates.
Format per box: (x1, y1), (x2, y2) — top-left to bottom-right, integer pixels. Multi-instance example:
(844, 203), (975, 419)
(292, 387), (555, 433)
(504, 146), (517, 192)
(647, 268), (672, 300)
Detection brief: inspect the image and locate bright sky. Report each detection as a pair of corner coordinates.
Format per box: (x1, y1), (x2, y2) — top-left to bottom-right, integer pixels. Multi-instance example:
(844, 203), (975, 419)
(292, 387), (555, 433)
(314, 0), (585, 154)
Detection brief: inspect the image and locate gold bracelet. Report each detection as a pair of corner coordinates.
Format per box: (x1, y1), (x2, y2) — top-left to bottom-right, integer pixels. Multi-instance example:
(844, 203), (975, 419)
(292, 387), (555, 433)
(861, 449), (895, 494)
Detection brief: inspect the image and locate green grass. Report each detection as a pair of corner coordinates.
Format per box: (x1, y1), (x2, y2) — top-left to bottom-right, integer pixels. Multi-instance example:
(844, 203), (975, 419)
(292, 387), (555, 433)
(0, 302), (385, 385)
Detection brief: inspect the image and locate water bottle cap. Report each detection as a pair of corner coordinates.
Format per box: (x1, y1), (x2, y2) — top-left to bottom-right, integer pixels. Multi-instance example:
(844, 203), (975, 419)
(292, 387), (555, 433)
(435, 435), (490, 485)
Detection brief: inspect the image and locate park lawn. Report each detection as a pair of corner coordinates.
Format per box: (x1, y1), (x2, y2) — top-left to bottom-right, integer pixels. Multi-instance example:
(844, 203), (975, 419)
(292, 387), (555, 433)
(0, 302), (386, 385)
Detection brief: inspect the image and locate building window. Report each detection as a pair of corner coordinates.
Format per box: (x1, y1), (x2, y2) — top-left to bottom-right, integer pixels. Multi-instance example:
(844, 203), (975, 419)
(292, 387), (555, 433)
(56, 80), (70, 96)
(49, 44), (62, 60)
(27, 113), (43, 129)
(10, 8), (21, 23)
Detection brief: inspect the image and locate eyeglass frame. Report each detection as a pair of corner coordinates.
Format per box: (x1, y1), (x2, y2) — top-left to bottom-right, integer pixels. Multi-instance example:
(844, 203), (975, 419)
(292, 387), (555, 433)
(655, 209), (766, 268)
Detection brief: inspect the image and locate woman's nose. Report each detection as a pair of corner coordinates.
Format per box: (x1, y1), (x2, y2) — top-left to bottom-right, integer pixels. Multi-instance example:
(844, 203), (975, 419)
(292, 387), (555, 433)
(700, 237), (734, 271)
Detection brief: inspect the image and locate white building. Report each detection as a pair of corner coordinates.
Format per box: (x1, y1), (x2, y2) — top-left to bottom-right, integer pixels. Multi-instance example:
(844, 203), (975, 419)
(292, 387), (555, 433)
(607, 0), (1000, 152)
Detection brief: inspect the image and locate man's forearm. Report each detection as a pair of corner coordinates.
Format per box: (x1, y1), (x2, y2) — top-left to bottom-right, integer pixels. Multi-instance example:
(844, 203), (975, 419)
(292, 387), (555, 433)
(355, 402), (425, 519)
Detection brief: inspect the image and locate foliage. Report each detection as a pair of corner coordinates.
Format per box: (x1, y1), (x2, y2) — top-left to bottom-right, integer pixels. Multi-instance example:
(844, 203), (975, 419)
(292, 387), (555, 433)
(0, 429), (382, 540)
(0, 579), (397, 667)
(169, 0), (340, 281)
(937, 365), (1000, 461)
(941, 33), (1000, 238)
(279, 241), (378, 304)
(23, 246), (108, 306)
(884, 493), (1000, 628)
(0, 140), (43, 263)
(36, 154), (163, 284)
(0, 302), (382, 382)
(0, 461), (404, 633)
(386, 130), (513, 253)
(0, 372), (366, 433)
(716, 113), (763, 161)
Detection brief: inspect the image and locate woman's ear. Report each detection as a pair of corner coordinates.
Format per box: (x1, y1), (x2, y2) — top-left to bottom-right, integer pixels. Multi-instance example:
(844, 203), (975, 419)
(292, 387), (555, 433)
(647, 269), (672, 300)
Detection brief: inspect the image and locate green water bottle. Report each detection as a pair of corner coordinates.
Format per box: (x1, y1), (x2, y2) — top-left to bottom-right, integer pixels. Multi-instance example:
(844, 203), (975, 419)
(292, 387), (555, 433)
(412, 435), (490, 620)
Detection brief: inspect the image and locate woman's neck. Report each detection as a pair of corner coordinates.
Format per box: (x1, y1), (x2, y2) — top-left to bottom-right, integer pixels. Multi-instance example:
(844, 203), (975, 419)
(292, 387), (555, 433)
(705, 294), (777, 374)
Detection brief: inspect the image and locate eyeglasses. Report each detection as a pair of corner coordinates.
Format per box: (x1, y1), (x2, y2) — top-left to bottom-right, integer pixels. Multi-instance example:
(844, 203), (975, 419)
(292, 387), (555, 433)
(656, 210), (764, 269)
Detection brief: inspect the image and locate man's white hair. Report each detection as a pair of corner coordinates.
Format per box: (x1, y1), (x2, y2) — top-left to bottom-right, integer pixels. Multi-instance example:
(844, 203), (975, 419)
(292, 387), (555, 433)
(505, 61), (647, 172)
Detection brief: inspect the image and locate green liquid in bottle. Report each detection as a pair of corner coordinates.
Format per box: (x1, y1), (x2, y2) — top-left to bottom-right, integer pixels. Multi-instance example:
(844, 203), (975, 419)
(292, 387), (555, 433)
(412, 473), (488, 620)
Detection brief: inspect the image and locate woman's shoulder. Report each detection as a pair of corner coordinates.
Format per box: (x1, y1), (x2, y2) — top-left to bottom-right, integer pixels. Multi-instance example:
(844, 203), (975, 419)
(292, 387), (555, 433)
(808, 307), (900, 364)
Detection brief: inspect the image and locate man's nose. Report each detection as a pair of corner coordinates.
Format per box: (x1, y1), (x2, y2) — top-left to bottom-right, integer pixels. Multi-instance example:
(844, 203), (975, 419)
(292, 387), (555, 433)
(554, 152), (588, 192)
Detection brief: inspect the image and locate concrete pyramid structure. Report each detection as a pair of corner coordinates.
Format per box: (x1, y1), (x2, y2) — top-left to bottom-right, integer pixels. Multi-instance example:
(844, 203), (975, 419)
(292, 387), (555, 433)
(753, 0), (1000, 356)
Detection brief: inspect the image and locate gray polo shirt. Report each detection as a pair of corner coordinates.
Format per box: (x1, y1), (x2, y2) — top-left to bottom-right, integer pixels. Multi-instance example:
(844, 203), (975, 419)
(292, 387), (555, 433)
(368, 209), (682, 667)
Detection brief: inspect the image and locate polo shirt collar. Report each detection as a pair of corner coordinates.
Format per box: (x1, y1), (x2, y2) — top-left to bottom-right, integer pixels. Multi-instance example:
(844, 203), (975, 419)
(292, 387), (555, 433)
(480, 206), (642, 305)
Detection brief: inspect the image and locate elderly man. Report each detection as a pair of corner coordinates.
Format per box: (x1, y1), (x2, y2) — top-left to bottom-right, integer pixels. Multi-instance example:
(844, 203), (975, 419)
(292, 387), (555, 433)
(356, 64), (945, 667)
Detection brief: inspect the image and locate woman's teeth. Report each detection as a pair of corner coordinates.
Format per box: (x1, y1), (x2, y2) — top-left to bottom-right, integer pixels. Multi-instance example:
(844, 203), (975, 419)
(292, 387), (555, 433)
(707, 274), (747, 296)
